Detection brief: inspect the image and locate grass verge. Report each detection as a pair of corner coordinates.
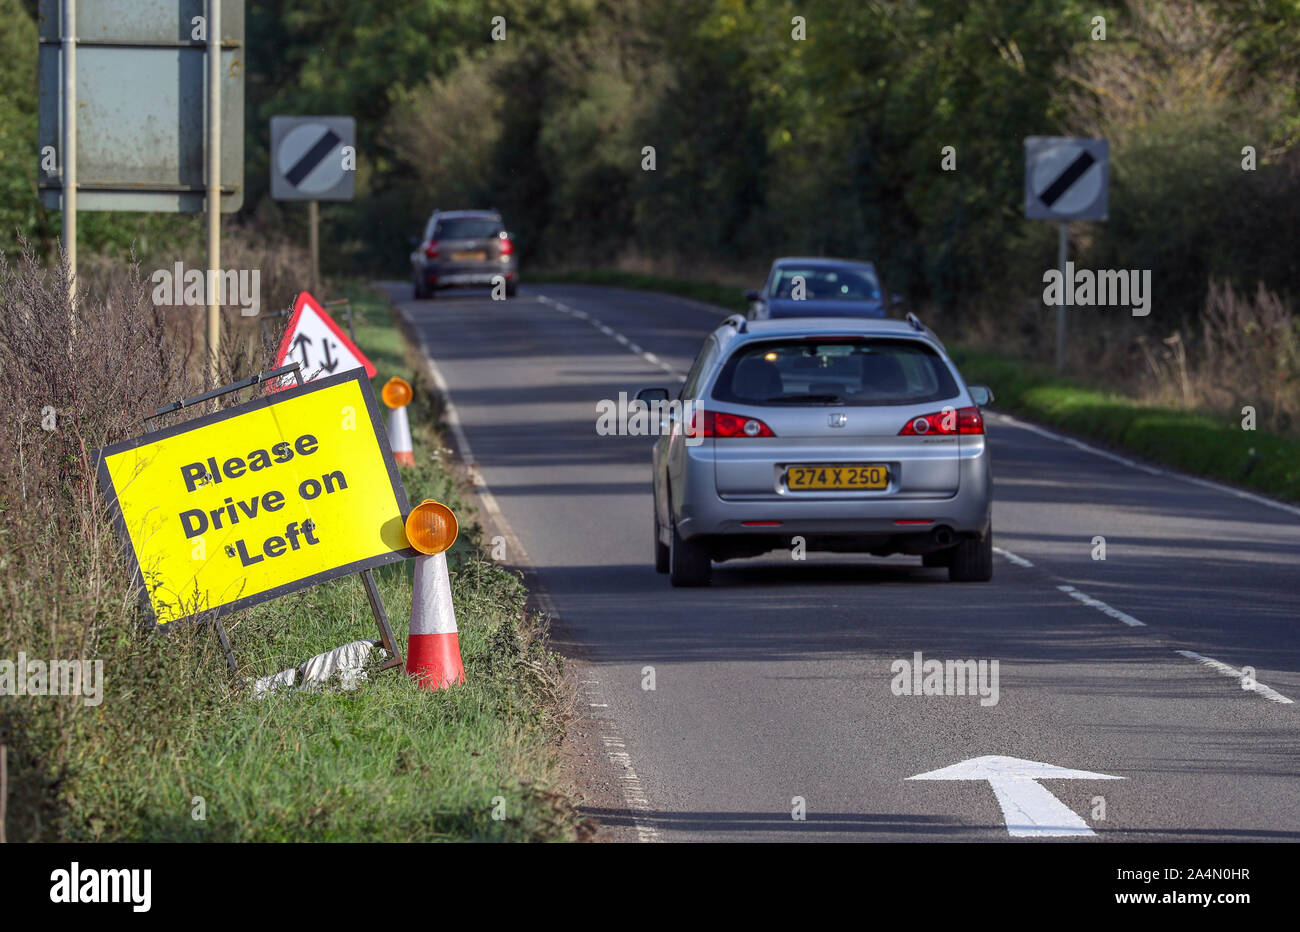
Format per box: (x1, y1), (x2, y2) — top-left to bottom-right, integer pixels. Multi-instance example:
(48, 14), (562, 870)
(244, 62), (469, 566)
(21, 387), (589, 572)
(948, 346), (1300, 503)
(528, 268), (1300, 504)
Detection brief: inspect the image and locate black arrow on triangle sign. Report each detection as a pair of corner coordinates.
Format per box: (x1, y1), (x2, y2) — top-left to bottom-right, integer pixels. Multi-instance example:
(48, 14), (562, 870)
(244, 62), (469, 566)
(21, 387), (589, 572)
(1038, 150), (1095, 207)
(320, 341), (339, 373)
(292, 333), (312, 367)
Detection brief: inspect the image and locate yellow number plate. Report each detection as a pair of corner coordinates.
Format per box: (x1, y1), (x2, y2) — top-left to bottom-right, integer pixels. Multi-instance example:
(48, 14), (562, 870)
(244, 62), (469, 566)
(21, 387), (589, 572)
(785, 464), (889, 490)
(452, 251), (487, 261)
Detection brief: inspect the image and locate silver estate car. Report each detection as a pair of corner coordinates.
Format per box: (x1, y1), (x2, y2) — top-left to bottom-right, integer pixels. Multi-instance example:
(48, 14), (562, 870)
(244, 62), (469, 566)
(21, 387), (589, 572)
(638, 315), (995, 586)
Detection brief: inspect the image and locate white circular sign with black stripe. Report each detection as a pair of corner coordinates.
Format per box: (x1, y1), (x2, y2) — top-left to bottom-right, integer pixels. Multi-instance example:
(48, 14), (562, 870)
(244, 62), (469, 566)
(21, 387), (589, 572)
(270, 116), (356, 202)
(1024, 137), (1108, 221)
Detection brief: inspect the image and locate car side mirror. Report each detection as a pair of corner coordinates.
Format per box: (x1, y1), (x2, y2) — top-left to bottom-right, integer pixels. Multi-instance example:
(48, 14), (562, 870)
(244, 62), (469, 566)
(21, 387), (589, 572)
(636, 387), (671, 406)
(968, 385), (994, 407)
(744, 289), (761, 302)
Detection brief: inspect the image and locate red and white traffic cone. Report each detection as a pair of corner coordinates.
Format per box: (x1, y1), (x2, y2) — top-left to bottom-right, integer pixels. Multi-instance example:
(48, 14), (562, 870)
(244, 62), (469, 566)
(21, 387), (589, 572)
(406, 550), (465, 690)
(383, 377), (416, 467)
(388, 405), (415, 467)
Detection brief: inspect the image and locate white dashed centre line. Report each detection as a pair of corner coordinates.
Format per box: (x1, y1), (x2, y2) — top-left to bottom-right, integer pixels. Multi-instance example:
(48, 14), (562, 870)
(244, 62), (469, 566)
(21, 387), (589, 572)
(1175, 651), (1294, 705)
(537, 294), (683, 379)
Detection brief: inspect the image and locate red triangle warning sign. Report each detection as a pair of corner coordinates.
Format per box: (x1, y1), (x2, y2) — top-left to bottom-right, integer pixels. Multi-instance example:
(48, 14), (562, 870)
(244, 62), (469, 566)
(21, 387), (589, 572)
(270, 291), (376, 391)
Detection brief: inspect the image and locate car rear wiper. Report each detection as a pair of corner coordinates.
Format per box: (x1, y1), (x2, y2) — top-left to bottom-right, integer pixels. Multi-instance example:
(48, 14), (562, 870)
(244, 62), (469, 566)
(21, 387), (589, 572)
(764, 393), (843, 404)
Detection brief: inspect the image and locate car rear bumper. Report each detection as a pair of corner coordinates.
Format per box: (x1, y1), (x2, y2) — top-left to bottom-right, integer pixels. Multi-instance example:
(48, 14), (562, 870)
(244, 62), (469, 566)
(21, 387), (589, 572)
(673, 445), (992, 541)
(420, 262), (517, 287)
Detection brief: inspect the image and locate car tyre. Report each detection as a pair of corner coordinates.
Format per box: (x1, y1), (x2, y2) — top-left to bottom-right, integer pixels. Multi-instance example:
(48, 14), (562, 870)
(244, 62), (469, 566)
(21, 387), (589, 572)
(653, 508), (669, 574)
(505, 282), (518, 298)
(948, 525), (993, 582)
(669, 520), (711, 587)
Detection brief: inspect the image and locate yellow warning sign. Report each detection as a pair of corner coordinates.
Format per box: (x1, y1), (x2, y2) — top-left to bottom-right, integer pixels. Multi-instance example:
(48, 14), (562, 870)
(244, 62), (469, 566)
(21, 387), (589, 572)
(97, 371), (413, 626)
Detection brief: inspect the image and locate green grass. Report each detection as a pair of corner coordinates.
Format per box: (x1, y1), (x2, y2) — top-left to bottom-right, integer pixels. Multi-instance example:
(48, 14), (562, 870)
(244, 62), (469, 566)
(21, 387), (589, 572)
(27, 283), (579, 843)
(530, 268), (1300, 504)
(949, 346), (1300, 503)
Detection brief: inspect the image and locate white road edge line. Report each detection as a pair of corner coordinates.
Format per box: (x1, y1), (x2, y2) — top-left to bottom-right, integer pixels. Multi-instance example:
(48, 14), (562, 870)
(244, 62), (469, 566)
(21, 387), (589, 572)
(399, 297), (664, 842)
(1174, 650), (1295, 705)
(1056, 584), (1146, 627)
(993, 546), (1034, 568)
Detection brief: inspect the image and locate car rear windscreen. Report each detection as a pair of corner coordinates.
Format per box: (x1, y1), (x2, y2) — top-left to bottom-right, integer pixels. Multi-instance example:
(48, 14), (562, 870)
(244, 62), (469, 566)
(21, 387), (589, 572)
(712, 338), (960, 406)
(433, 218), (501, 239)
(770, 266), (880, 300)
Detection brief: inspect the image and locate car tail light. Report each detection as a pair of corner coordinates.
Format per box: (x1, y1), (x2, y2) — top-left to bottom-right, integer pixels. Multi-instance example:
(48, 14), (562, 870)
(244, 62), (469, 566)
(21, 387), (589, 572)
(898, 406), (984, 436)
(424, 240), (440, 258)
(690, 409), (776, 438)
(498, 232), (514, 256)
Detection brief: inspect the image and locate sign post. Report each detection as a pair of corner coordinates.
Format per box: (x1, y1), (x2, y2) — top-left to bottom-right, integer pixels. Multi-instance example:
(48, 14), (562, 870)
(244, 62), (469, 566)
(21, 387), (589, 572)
(270, 116), (356, 297)
(60, 0), (75, 309)
(1024, 137), (1109, 371)
(207, 0), (222, 381)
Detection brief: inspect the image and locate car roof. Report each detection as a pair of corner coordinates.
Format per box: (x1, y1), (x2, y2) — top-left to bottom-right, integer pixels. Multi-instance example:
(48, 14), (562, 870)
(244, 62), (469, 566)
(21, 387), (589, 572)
(770, 256), (877, 269)
(430, 209), (501, 220)
(715, 316), (947, 353)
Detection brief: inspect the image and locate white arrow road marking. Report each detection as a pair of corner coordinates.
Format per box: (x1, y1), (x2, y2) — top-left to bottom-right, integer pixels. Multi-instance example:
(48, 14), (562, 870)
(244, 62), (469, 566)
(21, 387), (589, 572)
(908, 755), (1123, 838)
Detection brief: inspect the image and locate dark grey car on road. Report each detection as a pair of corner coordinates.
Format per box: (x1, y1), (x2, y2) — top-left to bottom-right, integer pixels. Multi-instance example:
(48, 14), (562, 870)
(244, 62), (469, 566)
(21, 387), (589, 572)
(411, 209), (518, 299)
(745, 257), (901, 320)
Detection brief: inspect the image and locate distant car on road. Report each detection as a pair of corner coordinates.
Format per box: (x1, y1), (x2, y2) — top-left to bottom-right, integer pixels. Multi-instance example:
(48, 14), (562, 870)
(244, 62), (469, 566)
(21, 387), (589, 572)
(639, 314), (995, 586)
(745, 257), (901, 320)
(410, 209), (518, 299)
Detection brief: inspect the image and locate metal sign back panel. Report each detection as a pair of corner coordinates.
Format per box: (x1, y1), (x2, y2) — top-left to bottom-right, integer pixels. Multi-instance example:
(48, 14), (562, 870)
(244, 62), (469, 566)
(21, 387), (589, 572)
(97, 370), (413, 627)
(36, 0), (245, 212)
(1024, 137), (1109, 221)
(270, 116), (356, 201)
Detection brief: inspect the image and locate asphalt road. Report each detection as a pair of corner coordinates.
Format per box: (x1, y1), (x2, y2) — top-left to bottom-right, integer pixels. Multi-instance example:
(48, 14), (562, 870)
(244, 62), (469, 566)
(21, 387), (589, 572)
(385, 281), (1300, 842)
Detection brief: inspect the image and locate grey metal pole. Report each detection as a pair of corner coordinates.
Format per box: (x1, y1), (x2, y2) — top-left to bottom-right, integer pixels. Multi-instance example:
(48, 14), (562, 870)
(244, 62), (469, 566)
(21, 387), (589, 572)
(1056, 220), (1068, 371)
(62, 0), (76, 311)
(206, 0), (222, 383)
(309, 199), (319, 295)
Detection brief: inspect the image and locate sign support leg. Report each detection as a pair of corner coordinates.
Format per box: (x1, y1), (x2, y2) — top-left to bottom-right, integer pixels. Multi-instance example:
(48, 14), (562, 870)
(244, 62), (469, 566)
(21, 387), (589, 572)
(309, 199), (320, 296)
(213, 618), (236, 675)
(61, 0), (76, 314)
(1055, 220), (1069, 371)
(206, 0), (222, 384)
(361, 568), (404, 671)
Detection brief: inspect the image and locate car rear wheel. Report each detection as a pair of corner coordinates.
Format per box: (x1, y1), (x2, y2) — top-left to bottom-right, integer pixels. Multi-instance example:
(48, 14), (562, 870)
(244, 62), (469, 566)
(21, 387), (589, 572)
(412, 275), (427, 300)
(669, 520), (711, 587)
(505, 281), (518, 298)
(653, 508), (669, 574)
(948, 525), (993, 582)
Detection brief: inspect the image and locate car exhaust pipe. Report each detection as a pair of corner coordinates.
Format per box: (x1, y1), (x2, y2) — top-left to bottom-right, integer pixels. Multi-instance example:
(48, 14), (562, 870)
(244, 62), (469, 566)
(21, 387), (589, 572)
(932, 526), (954, 548)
